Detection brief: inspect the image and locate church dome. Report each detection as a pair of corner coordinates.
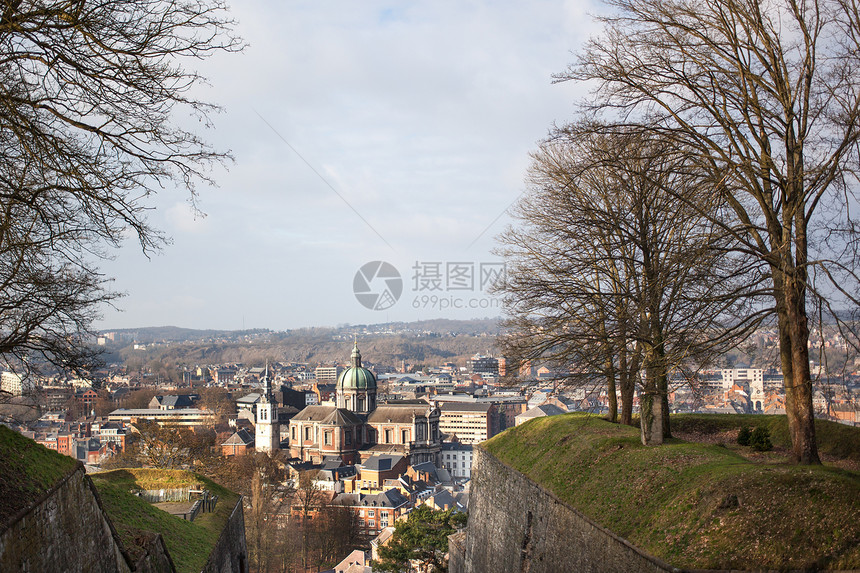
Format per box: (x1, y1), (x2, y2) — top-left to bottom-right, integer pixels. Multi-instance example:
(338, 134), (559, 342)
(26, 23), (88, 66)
(337, 342), (377, 391)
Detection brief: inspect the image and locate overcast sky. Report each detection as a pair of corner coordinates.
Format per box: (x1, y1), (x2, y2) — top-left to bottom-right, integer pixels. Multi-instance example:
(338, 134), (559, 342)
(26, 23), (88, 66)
(95, 0), (599, 332)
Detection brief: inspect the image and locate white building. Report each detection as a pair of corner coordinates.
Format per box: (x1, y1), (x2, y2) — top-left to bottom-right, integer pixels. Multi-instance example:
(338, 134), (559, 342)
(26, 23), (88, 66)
(1, 371), (23, 396)
(441, 442), (474, 479)
(722, 369), (765, 409)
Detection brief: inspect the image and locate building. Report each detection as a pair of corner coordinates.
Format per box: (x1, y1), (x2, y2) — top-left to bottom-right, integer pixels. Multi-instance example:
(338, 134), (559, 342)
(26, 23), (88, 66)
(357, 454), (408, 490)
(148, 394), (197, 410)
(440, 442), (473, 479)
(255, 367), (280, 453)
(222, 428), (255, 456)
(437, 401), (492, 444)
(106, 408), (213, 426)
(468, 355), (499, 377)
(315, 365), (341, 383)
(515, 403), (566, 426)
(289, 343), (443, 466)
(1, 372), (23, 396)
(331, 489), (410, 538)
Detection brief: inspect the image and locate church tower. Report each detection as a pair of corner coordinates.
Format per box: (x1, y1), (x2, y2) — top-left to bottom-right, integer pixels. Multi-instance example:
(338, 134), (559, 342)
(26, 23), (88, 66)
(255, 365), (280, 453)
(336, 341), (377, 414)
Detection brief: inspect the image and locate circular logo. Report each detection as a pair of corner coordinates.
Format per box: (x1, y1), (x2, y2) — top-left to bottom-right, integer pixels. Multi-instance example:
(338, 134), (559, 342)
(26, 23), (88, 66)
(353, 261), (403, 310)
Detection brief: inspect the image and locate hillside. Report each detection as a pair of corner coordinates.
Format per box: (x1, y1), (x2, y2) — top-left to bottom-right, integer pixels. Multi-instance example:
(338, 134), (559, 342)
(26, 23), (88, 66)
(0, 425), (78, 525)
(0, 427), (243, 573)
(115, 321), (501, 369)
(91, 468), (240, 573)
(484, 414), (860, 570)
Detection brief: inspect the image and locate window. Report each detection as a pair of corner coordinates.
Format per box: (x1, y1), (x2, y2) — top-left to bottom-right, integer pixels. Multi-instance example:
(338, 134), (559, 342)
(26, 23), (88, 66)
(369, 520), (375, 529)
(345, 431), (352, 445)
(359, 509), (364, 517)
(368, 510), (375, 517)
(304, 427), (311, 441)
(324, 432), (331, 445)
(402, 429), (409, 443)
(385, 429), (392, 443)
(291, 427), (296, 440)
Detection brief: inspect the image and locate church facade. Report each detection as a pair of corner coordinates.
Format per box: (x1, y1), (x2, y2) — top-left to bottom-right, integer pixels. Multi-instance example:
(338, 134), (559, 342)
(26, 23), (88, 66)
(288, 343), (442, 466)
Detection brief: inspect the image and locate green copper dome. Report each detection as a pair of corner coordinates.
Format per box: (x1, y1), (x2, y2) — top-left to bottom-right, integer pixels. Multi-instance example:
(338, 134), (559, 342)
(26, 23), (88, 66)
(337, 342), (377, 391)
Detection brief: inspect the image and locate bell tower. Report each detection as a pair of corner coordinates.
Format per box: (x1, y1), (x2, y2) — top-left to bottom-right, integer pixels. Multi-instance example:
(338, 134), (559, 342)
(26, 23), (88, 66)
(255, 364), (280, 453)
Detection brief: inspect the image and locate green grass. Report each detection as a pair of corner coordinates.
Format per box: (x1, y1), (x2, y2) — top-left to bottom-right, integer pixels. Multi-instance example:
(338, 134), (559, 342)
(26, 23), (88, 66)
(91, 468), (239, 573)
(485, 413), (860, 570)
(0, 425), (79, 525)
(670, 413), (860, 462)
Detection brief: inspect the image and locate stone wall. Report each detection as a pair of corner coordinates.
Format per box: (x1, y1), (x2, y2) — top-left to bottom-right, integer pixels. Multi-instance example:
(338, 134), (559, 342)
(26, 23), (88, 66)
(202, 497), (248, 573)
(455, 447), (681, 573)
(0, 464), (134, 573)
(0, 462), (246, 573)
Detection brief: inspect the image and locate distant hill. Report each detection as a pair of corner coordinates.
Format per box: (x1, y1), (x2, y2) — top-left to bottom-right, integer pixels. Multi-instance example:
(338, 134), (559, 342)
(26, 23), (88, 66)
(104, 326), (270, 344)
(106, 318), (503, 369)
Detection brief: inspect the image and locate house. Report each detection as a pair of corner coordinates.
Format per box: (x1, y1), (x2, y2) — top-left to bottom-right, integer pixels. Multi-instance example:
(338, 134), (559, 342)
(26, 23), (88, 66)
(221, 428), (255, 456)
(422, 489), (464, 512)
(148, 394), (197, 410)
(407, 461), (453, 489)
(331, 489), (410, 538)
(333, 549), (371, 573)
(515, 403), (566, 426)
(440, 442), (473, 479)
(370, 527), (396, 562)
(358, 454), (407, 490)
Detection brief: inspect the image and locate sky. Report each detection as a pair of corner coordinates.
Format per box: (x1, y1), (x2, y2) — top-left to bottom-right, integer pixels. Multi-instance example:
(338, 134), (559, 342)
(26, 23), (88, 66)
(94, 0), (599, 332)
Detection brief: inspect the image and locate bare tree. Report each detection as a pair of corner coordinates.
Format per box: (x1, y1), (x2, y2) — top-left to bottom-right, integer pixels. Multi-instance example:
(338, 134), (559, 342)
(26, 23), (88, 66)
(497, 123), (762, 444)
(559, 0), (860, 463)
(0, 0), (241, 376)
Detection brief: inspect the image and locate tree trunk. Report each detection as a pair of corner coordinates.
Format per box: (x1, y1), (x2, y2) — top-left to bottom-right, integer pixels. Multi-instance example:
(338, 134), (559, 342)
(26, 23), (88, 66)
(659, 370), (671, 439)
(606, 349), (618, 423)
(641, 341), (664, 445)
(783, 274), (821, 464)
(619, 345), (635, 426)
(640, 390), (663, 445)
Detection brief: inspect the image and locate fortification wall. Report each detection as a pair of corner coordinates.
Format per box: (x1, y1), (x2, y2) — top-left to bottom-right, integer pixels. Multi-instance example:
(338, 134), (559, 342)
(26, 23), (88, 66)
(454, 446), (680, 573)
(0, 464), (132, 573)
(202, 497), (248, 573)
(0, 458), (246, 573)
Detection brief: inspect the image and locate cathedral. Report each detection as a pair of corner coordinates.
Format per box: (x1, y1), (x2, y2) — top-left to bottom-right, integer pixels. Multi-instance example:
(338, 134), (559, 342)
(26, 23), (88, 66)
(286, 342), (442, 466)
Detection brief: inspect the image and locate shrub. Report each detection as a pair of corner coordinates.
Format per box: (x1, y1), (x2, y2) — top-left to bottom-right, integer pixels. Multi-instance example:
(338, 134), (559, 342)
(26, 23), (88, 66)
(750, 427), (773, 451)
(737, 426), (752, 446)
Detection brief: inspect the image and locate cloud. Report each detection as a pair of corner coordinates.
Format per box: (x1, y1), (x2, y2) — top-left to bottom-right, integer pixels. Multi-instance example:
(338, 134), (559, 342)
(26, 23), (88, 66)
(96, 0), (600, 330)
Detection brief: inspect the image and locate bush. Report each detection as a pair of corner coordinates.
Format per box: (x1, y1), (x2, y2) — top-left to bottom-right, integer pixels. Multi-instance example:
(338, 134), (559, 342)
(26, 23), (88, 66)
(737, 426), (752, 446)
(750, 427), (773, 451)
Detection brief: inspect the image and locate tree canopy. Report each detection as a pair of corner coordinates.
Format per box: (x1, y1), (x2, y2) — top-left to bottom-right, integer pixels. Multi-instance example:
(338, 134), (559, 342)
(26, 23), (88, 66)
(375, 505), (467, 573)
(0, 0), (241, 377)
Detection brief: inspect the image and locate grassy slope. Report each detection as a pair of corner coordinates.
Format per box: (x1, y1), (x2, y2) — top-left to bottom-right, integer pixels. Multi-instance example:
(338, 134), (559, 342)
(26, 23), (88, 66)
(484, 414), (860, 570)
(0, 425), (79, 526)
(90, 468), (239, 573)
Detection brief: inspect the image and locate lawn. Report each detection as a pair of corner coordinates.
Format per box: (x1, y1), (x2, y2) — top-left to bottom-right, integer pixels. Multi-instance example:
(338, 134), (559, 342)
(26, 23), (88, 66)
(484, 413), (860, 570)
